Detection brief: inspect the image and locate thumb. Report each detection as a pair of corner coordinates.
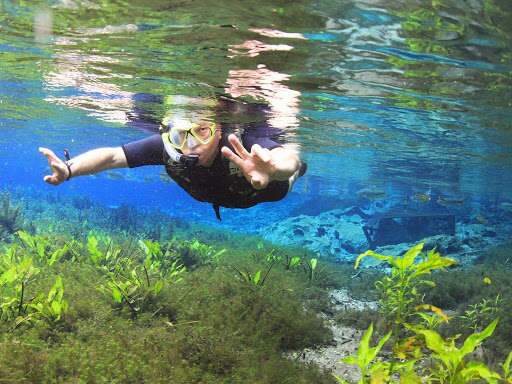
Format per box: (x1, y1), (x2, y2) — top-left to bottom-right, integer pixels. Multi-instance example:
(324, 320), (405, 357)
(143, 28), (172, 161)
(250, 174), (268, 190)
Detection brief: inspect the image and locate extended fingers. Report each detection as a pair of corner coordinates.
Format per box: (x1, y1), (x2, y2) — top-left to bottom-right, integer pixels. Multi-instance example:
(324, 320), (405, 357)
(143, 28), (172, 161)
(228, 134), (250, 159)
(221, 146), (244, 169)
(251, 144), (271, 163)
(39, 147), (59, 163)
(40, 147), (66, 185)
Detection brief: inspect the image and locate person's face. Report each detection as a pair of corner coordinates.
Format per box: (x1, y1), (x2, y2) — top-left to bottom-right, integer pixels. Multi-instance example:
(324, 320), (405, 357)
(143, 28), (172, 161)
(179, 121), (221, 167)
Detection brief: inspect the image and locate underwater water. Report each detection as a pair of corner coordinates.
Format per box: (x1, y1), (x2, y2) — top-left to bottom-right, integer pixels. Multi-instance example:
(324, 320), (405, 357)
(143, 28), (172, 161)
(1, 0), (511, 244)
(1, 0), (512, 382)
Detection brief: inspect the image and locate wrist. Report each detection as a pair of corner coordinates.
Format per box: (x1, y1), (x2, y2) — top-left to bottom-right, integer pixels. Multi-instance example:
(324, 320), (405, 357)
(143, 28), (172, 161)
(65, 161), (73, 181)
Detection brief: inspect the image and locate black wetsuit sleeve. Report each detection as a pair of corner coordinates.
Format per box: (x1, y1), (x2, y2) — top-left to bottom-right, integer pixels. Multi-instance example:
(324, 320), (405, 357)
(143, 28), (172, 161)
(243, 135), (282, 151)
(121, 134), (165, 168)
(241, 120), (284, 151)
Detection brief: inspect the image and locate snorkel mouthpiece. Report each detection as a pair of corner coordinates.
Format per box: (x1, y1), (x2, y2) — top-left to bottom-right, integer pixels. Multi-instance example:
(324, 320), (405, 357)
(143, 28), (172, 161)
(180, 154), (199, 167)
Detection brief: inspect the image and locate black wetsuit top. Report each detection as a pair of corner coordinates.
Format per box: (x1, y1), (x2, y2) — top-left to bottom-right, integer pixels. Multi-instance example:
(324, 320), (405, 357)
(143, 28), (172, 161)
(122, 130), (292, 219)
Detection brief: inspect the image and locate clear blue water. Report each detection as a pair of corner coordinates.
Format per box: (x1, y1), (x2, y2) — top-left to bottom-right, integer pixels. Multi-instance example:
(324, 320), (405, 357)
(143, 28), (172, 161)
(1, 0), (511, 247)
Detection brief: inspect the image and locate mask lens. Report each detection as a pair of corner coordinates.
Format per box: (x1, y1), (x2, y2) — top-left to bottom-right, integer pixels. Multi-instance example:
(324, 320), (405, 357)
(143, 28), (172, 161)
(169, 129), (187, 148)
(191, 124), (213, 143)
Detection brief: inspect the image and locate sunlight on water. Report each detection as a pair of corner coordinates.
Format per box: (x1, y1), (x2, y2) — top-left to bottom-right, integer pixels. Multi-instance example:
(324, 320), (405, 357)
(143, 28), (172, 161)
(0, 1), (510, 240)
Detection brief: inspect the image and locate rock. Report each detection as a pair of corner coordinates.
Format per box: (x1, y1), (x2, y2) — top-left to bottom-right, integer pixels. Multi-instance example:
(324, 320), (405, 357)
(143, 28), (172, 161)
(262, 208), (369, 259)
(329, 289), (378, 311)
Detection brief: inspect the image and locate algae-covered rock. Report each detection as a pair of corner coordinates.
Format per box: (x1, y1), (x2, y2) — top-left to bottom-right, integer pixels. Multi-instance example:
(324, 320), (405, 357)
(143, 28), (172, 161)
(262, 208), (369, 260)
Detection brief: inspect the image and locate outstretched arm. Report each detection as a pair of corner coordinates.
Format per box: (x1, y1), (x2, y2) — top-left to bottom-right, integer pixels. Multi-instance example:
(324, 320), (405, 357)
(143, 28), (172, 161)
(39, 147), (128, 186)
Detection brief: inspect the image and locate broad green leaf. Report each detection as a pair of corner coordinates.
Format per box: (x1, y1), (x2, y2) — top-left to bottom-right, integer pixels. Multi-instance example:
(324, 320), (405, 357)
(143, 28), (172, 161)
(290, 256), (301, 267)
(111, 286), (122, 303)
(460, 319), (498, 357)
(399, 371), (422, 384)
(49, 245), (68, 266)
(51, 301), (62, 317)
(17, 231), (35, 248)
(460, 362), (501, 383)
(0, 266), (17, 284)
(310, 258), (318, 271)
(47, 276), (64, 302)
(370, 366), (389, 384)
(416, 329), (446, 355)
(253, 270), (261, 285)
(401, 242), (424, 269)
(153, 279), (164, 294)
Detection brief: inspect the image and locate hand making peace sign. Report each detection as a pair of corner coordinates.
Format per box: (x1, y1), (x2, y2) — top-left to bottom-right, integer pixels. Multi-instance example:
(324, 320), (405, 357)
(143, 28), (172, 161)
(221, 134), (277, 190)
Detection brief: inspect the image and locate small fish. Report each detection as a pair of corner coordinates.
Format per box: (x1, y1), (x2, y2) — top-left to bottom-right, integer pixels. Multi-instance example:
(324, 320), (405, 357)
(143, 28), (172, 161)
(437, 196), (465, 206)
(483, 277), (492, 285)
(357, 188), (386, 200)
(412, 192), (431, 203)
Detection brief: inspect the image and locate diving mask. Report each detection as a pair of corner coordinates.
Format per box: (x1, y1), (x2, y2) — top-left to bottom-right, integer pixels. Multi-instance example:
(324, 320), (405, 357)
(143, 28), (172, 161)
(160, 116), (216, 167)
(167, 118), (216, 149)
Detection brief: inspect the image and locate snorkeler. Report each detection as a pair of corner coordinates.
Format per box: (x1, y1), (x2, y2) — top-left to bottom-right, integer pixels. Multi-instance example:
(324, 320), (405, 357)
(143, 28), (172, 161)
(39, 96), (306, 220)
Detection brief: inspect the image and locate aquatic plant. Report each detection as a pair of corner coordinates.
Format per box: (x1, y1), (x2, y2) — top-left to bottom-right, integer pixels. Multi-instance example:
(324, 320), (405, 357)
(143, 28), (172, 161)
(0, 222), (337, 382)
(232, 252), (277, 288)
(502, 351), (512, 383)
(415, 304), (450, 331)
(17, 230), (69, 266)
(26, 276), (68, 327)
(233, 267), (267, 287)
(334, 323), (392, 384)
(460, 294), (502, 332)
(355, 243), (456, 337)
(424, 242), (512, 361)
(303, 257), (318, 283)
(0, 247), (40, 323)
(283, 253), (302, 270)
(99, 250), (185, 318)
(0, 192), (24, 242)
(337, 319), (504, 384)
(86, 232), (131, 273)
(139, 238), (226, 272)
(414, 319), (501, 383)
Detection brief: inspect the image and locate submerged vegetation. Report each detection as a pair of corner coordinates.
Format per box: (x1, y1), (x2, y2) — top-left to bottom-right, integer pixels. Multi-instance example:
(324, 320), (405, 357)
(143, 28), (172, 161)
(0, 190), (510, 383)
(0, 192), (24, 242)
(337, 243), (512, 383)
(0, 229), (337, 382)
(0, 192), (341, 383)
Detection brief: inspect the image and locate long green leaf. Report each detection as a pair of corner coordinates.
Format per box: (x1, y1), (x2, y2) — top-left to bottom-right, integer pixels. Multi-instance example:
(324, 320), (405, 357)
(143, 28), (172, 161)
(502, 351), (512, 378)
(354, 251), (392, 269)
(460, 319), (498, 357)
(401, 242), (424, 269)
(358, 323), (373, 366)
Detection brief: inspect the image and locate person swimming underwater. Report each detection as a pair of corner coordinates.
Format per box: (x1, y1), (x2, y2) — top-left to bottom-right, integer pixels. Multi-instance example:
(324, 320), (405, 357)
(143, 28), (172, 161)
(39, 95), (307, 220)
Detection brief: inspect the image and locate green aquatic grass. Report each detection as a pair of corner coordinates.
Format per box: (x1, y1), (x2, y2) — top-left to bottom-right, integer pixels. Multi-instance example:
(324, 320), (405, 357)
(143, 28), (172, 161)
(0, 228), (336, 383)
